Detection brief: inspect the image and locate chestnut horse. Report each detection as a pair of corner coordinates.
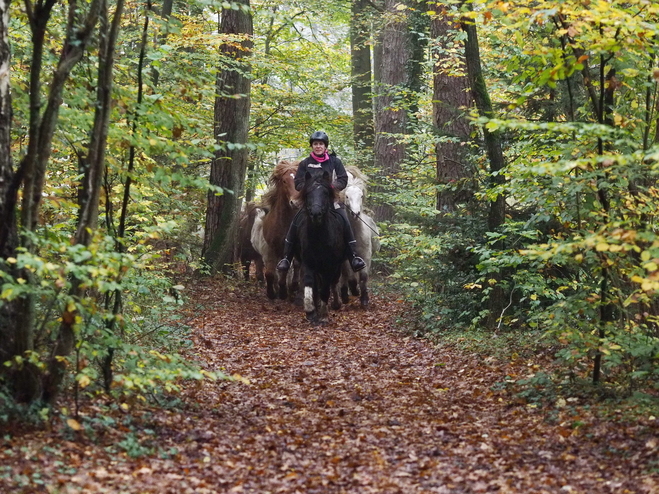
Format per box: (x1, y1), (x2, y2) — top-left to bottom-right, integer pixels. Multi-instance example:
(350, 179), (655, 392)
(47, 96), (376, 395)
(256, 160), (301, 300)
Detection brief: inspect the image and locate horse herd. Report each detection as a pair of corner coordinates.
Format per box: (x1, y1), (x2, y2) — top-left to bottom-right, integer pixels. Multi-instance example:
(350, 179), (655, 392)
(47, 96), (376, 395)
(237, 160), (380, 324)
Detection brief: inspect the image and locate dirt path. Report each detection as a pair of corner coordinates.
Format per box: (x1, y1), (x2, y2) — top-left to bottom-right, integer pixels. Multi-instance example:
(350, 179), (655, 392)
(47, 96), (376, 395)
(1, 278), (658, 493)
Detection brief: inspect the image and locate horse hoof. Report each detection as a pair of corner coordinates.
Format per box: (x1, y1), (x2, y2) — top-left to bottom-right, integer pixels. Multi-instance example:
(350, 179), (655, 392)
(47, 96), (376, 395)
(361, 298), (369, 309)
(306, 311), (317, 323)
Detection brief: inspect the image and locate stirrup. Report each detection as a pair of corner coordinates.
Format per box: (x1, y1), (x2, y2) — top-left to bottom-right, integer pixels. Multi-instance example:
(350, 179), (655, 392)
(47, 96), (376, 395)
(351, 256), (366, 272)
(277, 258), (291, 272)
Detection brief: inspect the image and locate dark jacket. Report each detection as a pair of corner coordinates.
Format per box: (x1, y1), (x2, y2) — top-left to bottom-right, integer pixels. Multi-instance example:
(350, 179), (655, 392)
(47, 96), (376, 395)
(294, 154), (348, 192)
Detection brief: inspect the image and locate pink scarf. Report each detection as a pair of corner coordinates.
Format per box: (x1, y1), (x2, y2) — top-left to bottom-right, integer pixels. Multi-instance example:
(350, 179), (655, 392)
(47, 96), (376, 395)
(311, 152), (329, 163)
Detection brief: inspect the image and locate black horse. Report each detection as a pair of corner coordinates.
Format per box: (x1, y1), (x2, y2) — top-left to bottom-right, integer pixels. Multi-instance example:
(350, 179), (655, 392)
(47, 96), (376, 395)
(295, 171), (348, 324)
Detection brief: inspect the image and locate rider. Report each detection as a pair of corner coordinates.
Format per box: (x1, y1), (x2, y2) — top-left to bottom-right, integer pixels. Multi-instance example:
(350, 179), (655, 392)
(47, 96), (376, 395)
(276, 131), (366, 273)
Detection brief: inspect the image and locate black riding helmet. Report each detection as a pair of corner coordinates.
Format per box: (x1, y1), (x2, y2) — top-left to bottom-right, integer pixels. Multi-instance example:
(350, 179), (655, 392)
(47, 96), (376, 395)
(309, 131), (329, 146)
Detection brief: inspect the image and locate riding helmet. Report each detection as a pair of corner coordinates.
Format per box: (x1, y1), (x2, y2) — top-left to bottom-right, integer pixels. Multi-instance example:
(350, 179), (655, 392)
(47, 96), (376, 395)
(309, 131), (329, 146)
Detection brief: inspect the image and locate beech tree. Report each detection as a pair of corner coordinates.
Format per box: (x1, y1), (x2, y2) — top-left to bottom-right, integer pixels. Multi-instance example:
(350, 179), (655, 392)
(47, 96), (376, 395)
(430, 4), (473, 212)
(372, 0), (413, 222)
(350, 0), (374, 152)
(202, 0), (253, 272)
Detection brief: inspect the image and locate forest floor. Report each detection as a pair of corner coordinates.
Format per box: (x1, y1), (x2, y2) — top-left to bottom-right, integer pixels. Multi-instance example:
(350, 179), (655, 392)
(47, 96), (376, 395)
(1, 275), (659, 493)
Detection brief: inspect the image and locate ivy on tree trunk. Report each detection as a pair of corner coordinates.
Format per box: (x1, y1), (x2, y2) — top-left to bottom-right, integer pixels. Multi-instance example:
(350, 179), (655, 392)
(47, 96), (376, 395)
(203, 1), (253, 273)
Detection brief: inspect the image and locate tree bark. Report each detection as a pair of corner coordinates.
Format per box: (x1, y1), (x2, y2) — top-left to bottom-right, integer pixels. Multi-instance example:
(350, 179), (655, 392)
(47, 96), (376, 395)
(43, 0), (125, 404)
(372, 0), (411, 222)
(351, 0), (374, 152)
(431, 8), (473, 212)
(462, 17), (505, 231)
(203, 1), (253, 272)
(462, 14), (506, 328)
(0, 0), (28, 396)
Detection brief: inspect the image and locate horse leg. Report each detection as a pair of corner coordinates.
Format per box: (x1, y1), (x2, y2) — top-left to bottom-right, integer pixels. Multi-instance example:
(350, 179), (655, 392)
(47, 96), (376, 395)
(277, 269), (288, 300)
(317, 299), (329, 324)
(359, 270), (369, 308)
(265, 271), (277, 299)
(339, 261), (351, 304)
(317, 280), (331, 324)
(330, 280), (342, 310)
(288, 259), (300, 301)
(349, 272), (359, 296)
(241, 259), (250, 280)
(255, 257), (265, 283)
(303, 271), (317, 322)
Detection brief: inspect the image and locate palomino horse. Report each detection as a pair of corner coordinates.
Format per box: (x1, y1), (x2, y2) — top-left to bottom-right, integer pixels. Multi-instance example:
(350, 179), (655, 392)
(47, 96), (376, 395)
(237, 202), (264, 282)
(253, 160), (301, 300)
(336, 166), (380, 308)
(296, 171), (347, 324)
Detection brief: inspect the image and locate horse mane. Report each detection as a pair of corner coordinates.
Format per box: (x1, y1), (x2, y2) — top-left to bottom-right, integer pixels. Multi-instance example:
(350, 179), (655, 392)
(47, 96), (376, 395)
(345, 165), (368, 193)
(261, 160), (299, 208)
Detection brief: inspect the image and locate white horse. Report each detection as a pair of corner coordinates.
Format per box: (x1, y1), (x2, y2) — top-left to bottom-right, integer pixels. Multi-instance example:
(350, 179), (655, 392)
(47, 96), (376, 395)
(333, 166), (380, 309)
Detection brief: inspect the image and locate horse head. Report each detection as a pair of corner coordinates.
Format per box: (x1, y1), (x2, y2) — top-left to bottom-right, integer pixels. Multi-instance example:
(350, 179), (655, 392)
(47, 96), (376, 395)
(268, 160), (301, 210)
(344, 184), (363, 218)
(303, 171), (334, 226)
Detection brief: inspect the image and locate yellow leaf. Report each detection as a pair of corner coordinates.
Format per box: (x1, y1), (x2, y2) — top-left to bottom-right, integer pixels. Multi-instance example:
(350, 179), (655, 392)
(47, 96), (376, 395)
(66, 418), (82, 431)
(232, 373), (251, 385)
(595, 242), (609, 252)
(641, 250), (651, 261)
(77, 375), (91, 388)
(396, 3), (406, 10)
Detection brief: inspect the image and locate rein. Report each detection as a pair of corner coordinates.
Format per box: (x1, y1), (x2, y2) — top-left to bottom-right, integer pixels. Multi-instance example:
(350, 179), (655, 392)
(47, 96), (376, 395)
(345, 203), (380, 236)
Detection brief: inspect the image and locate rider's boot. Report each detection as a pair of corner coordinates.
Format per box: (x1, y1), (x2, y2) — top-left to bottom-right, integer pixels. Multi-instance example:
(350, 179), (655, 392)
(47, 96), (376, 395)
(347, 240), (366, 272)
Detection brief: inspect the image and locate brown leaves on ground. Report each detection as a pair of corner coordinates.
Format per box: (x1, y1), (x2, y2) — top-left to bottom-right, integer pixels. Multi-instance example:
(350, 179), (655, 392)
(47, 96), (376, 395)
(1, 278), (658, 493)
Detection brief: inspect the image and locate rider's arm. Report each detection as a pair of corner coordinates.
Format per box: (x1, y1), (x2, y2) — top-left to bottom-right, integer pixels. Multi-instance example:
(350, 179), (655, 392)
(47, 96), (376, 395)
(332, 157), (348, 191)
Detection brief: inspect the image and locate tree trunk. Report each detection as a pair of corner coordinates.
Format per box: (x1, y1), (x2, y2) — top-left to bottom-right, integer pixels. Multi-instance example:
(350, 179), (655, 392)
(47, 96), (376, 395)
(43, 0), (125, 404)
(0, 0), (35, 401)
(462, 17), (505, 231)
(203, 2), (253, 272)
(150, 0), (173, 87)
(462, 15), (507, 328)
(350, 0), (374, 152)
(372, 0), (411, 222)
(431, 8), (473, 212)
(1, 0), (101, 402)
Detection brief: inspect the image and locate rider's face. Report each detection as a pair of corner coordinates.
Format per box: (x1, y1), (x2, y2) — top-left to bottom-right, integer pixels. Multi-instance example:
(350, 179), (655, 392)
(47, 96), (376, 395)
(311, 141), (327, 156)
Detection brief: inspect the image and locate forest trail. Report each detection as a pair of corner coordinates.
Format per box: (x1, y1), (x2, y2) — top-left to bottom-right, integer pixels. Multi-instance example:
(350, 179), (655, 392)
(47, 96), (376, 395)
(2, 277), (658, 493)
